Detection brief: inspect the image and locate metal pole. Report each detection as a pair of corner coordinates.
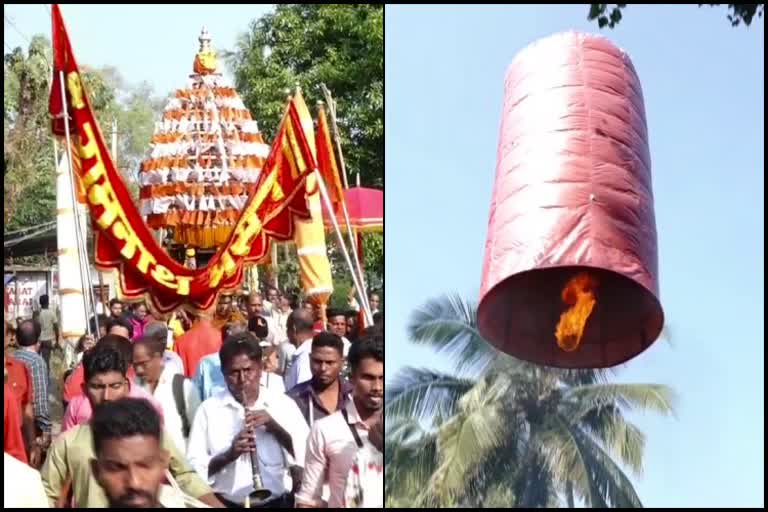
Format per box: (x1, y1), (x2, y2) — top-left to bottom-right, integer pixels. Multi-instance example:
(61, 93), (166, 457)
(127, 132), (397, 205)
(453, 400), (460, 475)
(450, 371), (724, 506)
(314, 169), (373, 326)
(78, 202), (99, 330)
(58, 70), (97, 336)
(319, 88), (372, 316)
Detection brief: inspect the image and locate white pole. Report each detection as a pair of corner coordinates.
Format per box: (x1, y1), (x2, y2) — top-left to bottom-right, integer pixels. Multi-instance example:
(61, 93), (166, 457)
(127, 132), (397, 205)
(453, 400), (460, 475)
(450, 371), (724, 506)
(111, 118), (118, 166)
(58, 71), (99, 335)
(314, 169), (373, 326)
(55, 153), (88, 358)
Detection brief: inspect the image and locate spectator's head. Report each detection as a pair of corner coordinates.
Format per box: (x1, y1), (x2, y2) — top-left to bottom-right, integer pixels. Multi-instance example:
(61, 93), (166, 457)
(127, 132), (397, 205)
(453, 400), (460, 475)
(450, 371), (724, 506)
(287, 309), (315, 345)
(369, 293), (380, 312)
(216, 294), (233, 318)
(142, 321), (168, 345)
(82, 345), (130, 408)
(301, 299), (320, 320)
(266, 288), (279, 305)
(133, 302), (148, 321)
(76, 334), (97, 354)
(373, 311), (383, 326)
(326, 308), (347, 338)
(106, 316), (133, 340)
(310, 332), (344, 389)
(4, 320), (17, 350)
(247, 316), (269, 341)
(39, 294), (50, 309)
(109, 298), (124, 318)
(280, 293), (295, 311)
(222, 320), (248, 341)
(219, 332), (262, 404)
(285, 293), (299, 311)
(90, 314), (109, 339)
(132, 336), (166, 384)
(96, 334), (134, 370)
(345, 310), (358, 334)
(91, 398), (168, 508)
(262, 345), (279, 373)
(348, 330), (384, 415)
(247, 292), (264, 318)
(16, 319), (39, 348)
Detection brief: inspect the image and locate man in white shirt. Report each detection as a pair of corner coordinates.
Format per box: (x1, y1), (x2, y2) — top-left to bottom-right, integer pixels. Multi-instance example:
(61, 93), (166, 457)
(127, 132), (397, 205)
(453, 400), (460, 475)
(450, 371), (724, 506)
(283, 309), (315, 392)
(246, 292), (276, 346)
(326, 308), (352, 357)
(132, 335), (201, 453)
(143, 321), (185, 376)
(264, 288), (290, 343)
(36, 294), (59, 368)
(187, 332), (309, 508)
(296, 329), (384, 508)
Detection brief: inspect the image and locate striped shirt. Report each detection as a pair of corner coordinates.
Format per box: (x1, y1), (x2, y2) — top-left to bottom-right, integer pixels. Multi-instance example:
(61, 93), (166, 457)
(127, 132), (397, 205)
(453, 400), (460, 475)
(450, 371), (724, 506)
(12, 348), (52, 434)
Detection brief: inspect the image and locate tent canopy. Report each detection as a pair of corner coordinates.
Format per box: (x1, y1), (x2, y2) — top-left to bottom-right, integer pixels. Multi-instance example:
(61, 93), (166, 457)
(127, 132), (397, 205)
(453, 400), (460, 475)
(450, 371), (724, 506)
(322, 187), (383, 232)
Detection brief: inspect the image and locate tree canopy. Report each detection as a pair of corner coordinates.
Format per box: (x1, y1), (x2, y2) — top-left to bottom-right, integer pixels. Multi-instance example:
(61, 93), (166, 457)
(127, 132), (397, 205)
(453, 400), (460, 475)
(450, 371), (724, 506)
(4, 37), (162, 233)
(228, 4), (383, 187)
(588, 4), (764, 29)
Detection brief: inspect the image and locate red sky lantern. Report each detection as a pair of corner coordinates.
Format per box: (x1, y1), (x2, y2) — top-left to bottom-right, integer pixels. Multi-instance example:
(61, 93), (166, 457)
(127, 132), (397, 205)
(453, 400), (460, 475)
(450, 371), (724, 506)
(478, 32), (664, 369)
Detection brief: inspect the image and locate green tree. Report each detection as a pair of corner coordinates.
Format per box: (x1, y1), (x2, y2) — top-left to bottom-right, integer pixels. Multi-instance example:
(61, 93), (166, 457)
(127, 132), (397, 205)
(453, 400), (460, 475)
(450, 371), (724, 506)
(4, 37), (162, 231)
(386, 294), (678, 507)
(228, 4), (383, 187)
(4, 35), (56, 231)
(588, 4), (764, 29)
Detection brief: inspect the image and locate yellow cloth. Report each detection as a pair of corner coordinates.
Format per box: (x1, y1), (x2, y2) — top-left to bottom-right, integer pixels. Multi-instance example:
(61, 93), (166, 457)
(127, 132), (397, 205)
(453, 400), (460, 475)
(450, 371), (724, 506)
(292, 90), (333, 304)
(169, 316), (185, 340)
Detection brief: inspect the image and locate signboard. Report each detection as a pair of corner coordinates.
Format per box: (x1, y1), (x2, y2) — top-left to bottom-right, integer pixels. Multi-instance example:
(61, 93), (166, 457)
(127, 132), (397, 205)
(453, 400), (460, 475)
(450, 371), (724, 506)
(5, 272), (49, 320)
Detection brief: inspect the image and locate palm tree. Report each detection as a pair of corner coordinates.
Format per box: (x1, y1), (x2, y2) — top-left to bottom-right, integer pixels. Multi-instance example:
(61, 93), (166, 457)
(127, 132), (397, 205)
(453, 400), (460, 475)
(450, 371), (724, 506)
(386, 294), (677, 508)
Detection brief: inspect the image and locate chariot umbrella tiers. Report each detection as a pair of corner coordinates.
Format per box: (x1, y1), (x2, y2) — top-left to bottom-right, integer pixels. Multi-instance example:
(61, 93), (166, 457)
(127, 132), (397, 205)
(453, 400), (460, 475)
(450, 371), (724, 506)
(478, 32), (664, 369)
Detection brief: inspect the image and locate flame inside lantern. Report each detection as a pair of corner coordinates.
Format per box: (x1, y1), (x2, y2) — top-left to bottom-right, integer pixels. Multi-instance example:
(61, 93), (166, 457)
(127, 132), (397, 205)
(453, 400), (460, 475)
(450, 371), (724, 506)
(555, 272), (599, 352)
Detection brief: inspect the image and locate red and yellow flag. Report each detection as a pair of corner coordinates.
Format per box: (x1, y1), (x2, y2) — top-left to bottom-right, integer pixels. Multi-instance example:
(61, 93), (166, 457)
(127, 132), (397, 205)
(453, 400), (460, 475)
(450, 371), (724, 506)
(292, 89), (334, 307)
(47, 5), (316, 314)
(316, 104), (346, 214)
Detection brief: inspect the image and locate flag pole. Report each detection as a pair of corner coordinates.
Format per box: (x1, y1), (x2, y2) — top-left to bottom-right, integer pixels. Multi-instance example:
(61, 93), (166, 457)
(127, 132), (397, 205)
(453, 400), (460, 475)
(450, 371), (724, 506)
(313, 168), (373, 326)
(318, 86), (372, 319)
(57, 70), (98, 336)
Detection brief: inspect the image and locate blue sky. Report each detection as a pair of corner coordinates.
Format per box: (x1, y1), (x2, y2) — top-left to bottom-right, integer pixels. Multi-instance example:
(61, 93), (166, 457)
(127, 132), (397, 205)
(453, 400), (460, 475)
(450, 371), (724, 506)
(386, 4), (763, 508)
(4, 4), (274, 97)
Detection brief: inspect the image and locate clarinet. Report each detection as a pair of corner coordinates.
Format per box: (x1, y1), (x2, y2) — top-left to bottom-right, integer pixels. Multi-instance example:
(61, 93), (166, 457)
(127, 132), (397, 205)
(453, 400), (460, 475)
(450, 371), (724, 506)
(243, 390), (274, 508)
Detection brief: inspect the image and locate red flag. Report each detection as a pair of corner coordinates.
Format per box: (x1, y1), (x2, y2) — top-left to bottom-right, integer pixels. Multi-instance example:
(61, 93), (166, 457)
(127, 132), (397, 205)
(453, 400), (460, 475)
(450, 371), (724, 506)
(315, 104), (346, 213)
(49, 4), (79, 137)
(44, 3), (317, 314)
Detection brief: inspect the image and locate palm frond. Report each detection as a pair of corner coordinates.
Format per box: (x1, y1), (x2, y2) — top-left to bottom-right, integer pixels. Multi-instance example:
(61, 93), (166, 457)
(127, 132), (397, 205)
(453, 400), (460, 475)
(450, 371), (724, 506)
(513, 442), (560, 508)
(576, 405), (646, 477)
(564, 383), (678, 419)
(538, 420), (590, 504)
(430, 379), (510, 500)
(386, 366), (476, 422)
(385, 418), (440, 502)
(407, 293), (498, 375)
(559, 416), (643, 508)
(385, 415), (428, 446)
(555, 367), (618, 386)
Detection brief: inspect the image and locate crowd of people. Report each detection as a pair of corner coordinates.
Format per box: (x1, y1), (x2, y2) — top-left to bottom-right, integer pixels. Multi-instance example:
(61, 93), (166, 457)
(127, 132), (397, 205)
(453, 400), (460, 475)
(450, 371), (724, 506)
(4, 288), (384, 508)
